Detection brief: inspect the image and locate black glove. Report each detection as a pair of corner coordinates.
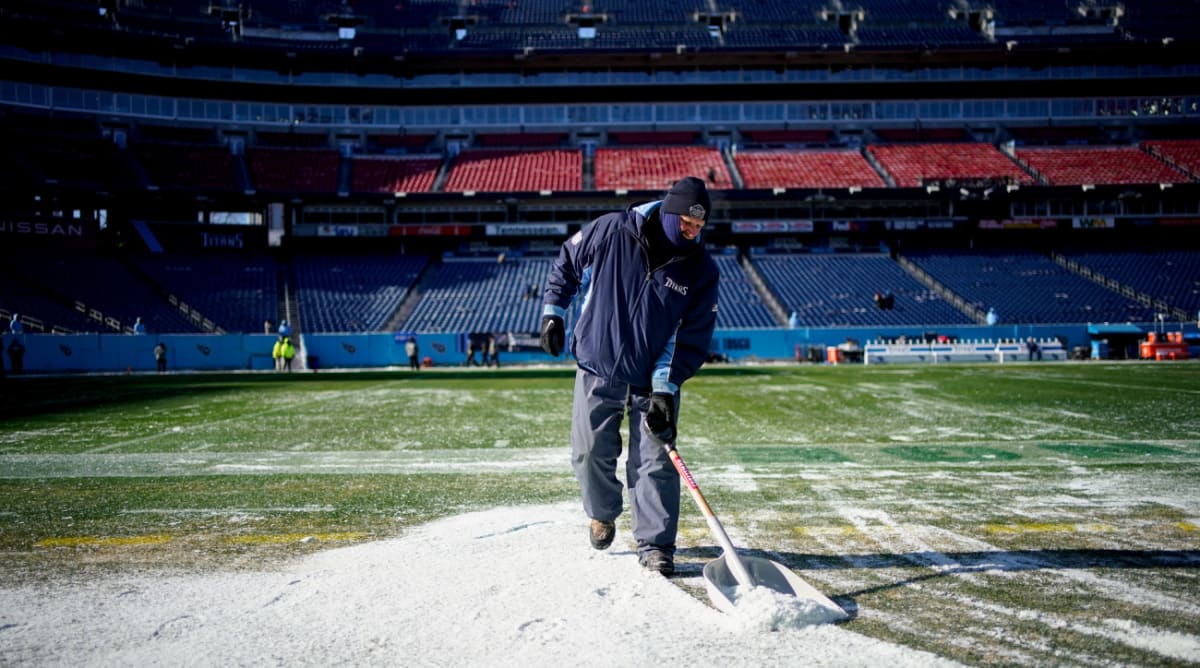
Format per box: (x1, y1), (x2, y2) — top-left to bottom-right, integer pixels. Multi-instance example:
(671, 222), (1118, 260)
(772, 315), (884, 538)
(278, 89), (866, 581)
(540, 315), (564, 357)
(644, 392), (676, 444)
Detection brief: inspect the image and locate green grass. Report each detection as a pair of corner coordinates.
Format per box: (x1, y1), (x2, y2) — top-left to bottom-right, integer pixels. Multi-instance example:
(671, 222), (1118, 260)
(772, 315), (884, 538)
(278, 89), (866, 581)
(2, 362), (1199, 666)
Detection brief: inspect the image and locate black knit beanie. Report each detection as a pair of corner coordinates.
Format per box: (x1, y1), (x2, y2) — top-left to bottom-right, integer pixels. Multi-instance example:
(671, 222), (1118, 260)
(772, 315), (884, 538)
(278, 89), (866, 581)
(661, 176), (711, 222)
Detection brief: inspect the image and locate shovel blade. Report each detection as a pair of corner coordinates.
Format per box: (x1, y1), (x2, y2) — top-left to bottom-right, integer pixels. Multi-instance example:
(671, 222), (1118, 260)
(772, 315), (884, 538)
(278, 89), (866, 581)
(702, 554), (848, 622)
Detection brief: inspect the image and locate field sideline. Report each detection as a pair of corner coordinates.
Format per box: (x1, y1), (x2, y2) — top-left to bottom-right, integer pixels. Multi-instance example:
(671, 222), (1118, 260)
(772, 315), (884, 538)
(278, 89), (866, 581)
(1, 361), (1198, 666)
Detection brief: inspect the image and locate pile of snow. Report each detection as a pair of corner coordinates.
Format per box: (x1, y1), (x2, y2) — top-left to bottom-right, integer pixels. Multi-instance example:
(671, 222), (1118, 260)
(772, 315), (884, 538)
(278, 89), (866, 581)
(729, 585), (846, 632)
(1, 503), (958, 666)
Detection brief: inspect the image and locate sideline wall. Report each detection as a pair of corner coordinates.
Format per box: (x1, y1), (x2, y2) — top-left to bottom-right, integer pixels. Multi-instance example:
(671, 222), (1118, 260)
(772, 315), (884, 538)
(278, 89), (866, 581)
(4, 322), (1170, 374)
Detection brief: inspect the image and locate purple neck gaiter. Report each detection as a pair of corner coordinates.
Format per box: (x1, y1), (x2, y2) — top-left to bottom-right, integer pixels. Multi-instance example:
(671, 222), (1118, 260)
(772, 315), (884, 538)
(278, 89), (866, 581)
(660, 211), (697, 249)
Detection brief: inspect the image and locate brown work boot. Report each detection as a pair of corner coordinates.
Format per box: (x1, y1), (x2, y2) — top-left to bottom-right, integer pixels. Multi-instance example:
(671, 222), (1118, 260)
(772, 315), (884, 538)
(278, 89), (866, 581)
(589, 519), (615, 550)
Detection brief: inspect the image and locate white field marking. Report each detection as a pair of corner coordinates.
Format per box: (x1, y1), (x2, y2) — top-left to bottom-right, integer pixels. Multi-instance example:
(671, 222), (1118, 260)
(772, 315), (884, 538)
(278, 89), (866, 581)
(709, 465), (759, 493)
(914, 589), (1128, 666)
(995, 370), (1200, 397)
(0, 449), (570, 478)
(832, 507), (988, 585)
(821, 517), (1200, 664)
(76, 386), (456, 455)
(909, 522), (1200, 617)
(917, 582), (1200, 663)
(1100, 618), (1200, 662)
(865, 606), (1046, 666)
(893, 393), (1125, 442)
(120, 506), (336, 515)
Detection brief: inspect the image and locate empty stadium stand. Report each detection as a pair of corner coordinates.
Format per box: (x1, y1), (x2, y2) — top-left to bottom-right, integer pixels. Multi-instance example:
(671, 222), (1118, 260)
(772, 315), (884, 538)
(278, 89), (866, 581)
(713, 254), (778, 328)
(902, 249), (1159, 324)
(867, 143), (1036, 188)
(130, 253), (279, 334)
(399, 257), (553, 334)
(1144, 140), (1200, 178)
(134, 143), (241, 193)
(1015, 146), (1192, 185)
(1057, 248), (1200, 318)
(247, 148), (341, 194)
(441, 149), (582, 193)
(294, 254), (430, 333)
(734, 149), (886, 189)
(751, 253), (975, 328)
(594, 147), (731, 192)
(351, 155), (442, 194)
(3, 251), (203, 334)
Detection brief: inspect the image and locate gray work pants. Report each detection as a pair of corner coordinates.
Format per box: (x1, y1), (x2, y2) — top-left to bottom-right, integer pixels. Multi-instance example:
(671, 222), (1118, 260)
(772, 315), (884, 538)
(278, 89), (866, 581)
(571, 368), (680, 553)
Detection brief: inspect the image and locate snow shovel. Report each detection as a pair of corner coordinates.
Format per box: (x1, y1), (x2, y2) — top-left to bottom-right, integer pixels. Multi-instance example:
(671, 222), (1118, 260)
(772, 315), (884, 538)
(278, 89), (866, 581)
(664, 443), (848, 620)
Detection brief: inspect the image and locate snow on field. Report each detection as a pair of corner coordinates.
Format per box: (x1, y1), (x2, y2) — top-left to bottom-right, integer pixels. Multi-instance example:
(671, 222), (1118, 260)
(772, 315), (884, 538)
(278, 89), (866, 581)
(0, 503), (958, 667)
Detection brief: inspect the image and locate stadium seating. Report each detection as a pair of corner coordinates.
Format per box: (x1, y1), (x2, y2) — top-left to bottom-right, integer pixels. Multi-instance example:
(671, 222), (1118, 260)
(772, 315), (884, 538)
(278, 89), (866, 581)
(1141, 140), (1200, 179)
(1014, 146), (1192, 185)
(294, 254), (430, 333)
(134, 143), (240, 193)
(2, 251), (201, 334)
(1058, 248), (1200, 317)
(713, 255), (777, 328)
(399, 257), (553, 334)
(734, 149), (886, 189)
(868, 143), (1035, 188)
(594, 147), (731, 191)
(903, 249), (1158, 324)
(855, 24), (985, 49)
(247, 148), (341, 193)
(441, 149), (582, 193)
(720, 27), (848, 49)
(0, 280), (100, 334)
(130, 253), (278, 334)
(351, 155), (442, 194)
(751, 253), (974, 327)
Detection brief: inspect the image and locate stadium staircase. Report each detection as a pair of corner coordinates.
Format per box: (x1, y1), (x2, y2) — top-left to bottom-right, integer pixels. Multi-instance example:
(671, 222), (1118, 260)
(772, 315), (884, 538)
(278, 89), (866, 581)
(117, 254), (224, 333)
(277, 257), (301, 337)
(232, 152), (253, 193)
(385, 260), (437, 332)
(997, 143), (1049, 185)
(893, 253), (988, 324)
(721, 146), (746, 189)
(737, 253), (787, 325)
(1051, 252), (1192, 323)
(861, 147), (897, 188)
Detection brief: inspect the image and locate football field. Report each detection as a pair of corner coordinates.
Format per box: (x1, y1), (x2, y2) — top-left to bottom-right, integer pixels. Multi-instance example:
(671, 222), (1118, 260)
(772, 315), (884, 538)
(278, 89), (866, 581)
(1, 361), (1198, 666)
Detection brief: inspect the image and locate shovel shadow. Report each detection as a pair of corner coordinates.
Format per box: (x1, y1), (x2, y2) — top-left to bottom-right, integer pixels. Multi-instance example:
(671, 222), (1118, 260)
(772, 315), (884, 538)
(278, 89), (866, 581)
(675, 546), (1200, 621)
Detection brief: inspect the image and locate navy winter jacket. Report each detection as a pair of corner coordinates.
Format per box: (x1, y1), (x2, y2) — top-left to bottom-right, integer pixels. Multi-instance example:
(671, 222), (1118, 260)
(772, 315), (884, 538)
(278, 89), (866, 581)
(542, 201), (719, 394)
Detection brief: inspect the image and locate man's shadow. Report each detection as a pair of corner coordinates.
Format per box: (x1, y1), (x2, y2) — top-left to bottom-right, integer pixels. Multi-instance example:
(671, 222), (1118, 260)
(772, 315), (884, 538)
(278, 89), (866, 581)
(673, 545), (1200, 620)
